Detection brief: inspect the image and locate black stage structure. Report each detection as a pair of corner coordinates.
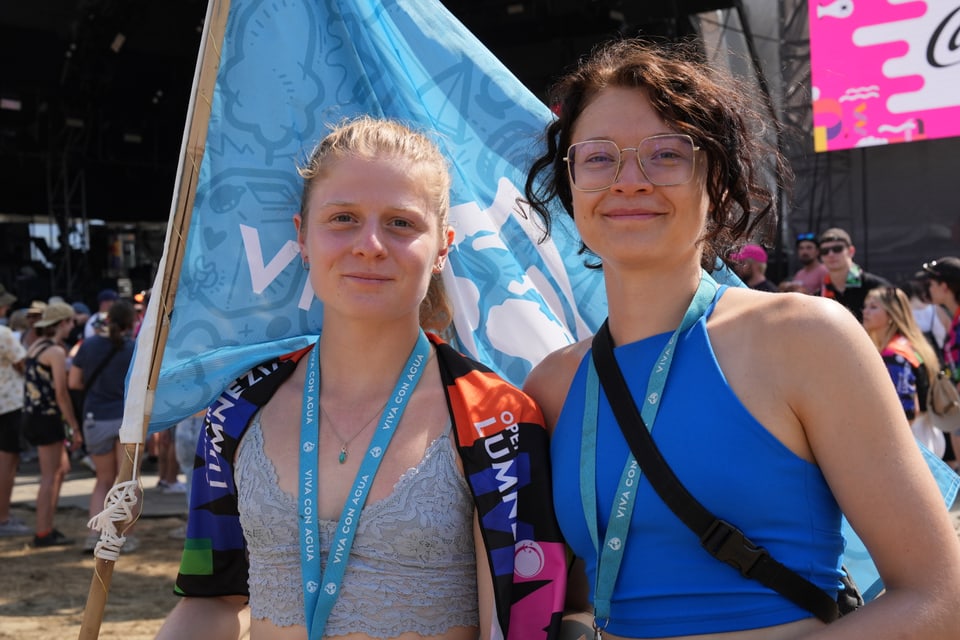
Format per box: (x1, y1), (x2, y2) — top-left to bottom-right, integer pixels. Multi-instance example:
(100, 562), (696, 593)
(1, 1), (957, 305)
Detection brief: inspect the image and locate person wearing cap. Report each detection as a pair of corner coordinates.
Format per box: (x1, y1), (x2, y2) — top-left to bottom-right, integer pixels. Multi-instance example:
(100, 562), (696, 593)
(730, 243), (778, 292)
(0, 285), (30, 536)
(67, 301), (90, 349)
(818, 227), (890, 322)
(22, 301), (82, 547)
(84, 289), (118, 340)
(923, 257), (960, 470)
(790, 232), (828, 295)
(21, 300), (47, 349)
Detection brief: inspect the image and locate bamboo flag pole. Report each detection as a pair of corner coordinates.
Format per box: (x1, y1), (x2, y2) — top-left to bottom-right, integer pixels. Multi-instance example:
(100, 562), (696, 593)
(78, 0), (232, 637)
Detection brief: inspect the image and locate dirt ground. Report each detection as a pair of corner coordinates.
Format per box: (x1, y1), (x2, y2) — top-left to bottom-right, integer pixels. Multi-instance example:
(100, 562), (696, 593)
(0, 504), (184, 640)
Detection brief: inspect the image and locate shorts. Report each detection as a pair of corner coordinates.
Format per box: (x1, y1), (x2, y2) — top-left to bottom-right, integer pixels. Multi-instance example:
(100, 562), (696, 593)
(0, 409), (23, 453)
(83, 417), (122, 456)
(23, 413), (68, 447)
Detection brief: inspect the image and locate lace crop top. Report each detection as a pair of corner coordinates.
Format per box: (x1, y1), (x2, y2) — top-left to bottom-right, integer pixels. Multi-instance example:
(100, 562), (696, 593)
(235, 412), (479, 637)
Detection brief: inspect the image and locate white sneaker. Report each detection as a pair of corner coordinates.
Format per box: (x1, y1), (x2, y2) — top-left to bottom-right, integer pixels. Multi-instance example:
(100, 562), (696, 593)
(0, 517), (32, 537)
(162, 481), (188, 494)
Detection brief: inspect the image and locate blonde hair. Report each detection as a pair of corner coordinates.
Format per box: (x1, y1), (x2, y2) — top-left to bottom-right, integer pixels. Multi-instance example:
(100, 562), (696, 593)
(297, 116), (453, 331)
(865, 287), (939, 383)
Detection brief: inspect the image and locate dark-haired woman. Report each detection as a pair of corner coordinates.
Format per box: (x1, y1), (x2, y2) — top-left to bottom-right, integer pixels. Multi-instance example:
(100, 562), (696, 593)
(69, 299), (137, 552)
(523, 39), (960, 638)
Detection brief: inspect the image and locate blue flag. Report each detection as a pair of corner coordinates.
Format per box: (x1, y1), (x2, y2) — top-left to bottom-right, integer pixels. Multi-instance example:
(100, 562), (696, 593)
(131, 0), (606, 433)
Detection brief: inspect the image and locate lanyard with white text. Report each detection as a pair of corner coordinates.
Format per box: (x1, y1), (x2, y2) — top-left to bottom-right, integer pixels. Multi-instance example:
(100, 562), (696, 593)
(580, 272), (718, 632)
(298, 330), (431, 639)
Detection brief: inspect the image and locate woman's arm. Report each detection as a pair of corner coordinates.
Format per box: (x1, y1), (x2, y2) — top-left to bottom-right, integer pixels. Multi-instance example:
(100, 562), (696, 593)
(67, 362), (83, 390)
(780, 298), (960, 638)
(525, 344), (594, 638)
(155, 595), (250, 640)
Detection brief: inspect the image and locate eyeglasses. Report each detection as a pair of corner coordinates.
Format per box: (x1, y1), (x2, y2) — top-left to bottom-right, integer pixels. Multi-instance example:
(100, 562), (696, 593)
(796, 232), (816, 243)
(819, 244), (847, 256)
(563, 134), (700, 191)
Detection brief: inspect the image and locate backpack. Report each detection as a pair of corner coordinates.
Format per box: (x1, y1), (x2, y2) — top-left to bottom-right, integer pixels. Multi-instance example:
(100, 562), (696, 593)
(929, 370), (960, 433)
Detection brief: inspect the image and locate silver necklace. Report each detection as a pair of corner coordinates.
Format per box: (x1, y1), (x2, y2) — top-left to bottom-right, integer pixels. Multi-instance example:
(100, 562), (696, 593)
(320, 400), (389, 464)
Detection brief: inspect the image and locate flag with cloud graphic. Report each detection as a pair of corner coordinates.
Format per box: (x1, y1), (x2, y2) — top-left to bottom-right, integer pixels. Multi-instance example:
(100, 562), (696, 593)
(128, 0), (606, 432)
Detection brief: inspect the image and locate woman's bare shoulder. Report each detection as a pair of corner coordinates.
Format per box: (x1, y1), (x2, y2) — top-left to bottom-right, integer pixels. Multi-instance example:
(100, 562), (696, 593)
(712, 287), (860, 344)
(524, 338), (591, 431)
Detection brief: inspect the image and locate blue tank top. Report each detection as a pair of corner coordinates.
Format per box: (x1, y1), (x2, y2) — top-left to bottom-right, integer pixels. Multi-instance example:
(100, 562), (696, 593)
(552, 294), (845, 637)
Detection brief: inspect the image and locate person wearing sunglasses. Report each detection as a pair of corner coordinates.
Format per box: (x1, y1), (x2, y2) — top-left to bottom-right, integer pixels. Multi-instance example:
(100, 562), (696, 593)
(522, 38), (960, 639)
(818, 227), (890, 322)
(789, 232), (828, 295)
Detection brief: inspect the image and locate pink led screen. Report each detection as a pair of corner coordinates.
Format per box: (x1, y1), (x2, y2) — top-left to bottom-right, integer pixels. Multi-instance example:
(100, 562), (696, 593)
(808, 1), (960, 152)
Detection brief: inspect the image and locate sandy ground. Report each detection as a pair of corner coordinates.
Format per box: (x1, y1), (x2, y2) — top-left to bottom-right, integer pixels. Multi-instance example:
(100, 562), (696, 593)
(0, 504), (184, 640)
(1, 468), (958, 640)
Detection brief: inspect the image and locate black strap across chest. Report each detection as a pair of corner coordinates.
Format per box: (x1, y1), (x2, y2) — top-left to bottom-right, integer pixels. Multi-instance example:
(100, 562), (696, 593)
(590, 322), (842, 623)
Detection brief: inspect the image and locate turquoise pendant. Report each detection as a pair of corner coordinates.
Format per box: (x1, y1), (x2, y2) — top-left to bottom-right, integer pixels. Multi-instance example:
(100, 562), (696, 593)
(338, 446), (347, 464)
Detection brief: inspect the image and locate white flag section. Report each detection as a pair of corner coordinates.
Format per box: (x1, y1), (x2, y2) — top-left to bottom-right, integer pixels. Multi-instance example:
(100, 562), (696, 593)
(120, 0), (607, 439)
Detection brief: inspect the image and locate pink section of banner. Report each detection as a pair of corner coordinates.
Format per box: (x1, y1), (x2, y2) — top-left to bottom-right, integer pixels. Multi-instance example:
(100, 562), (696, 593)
(808, 0), (960, 152)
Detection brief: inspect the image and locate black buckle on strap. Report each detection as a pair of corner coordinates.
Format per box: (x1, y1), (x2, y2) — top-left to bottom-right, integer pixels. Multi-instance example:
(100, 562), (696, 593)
(700, 519), (769, 578)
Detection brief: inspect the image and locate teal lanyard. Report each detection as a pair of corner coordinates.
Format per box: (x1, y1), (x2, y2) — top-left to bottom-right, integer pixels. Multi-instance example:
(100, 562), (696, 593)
(298, 330), (431, 639)
(580, 272), (718, 630)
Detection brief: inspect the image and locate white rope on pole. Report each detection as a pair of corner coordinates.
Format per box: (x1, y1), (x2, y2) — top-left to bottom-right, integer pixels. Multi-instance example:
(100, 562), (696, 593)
(86, 444), (143, 562)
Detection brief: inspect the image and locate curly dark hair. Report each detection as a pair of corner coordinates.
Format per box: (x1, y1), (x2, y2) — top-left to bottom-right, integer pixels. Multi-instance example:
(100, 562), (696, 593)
(523, 38), (791, 269)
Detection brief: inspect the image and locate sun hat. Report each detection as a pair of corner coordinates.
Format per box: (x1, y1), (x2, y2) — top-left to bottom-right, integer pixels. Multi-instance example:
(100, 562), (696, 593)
(33, 301), (75, 328)
(26, 300), (47, 317)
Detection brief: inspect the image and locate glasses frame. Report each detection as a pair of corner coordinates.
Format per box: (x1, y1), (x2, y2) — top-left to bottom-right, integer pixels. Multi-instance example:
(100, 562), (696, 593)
(563, 134), (701, 192)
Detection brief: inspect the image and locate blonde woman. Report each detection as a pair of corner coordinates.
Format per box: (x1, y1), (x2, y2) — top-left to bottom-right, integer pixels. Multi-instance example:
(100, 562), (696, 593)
(158, 117), (564, 640)
(862, 287), (943, 453)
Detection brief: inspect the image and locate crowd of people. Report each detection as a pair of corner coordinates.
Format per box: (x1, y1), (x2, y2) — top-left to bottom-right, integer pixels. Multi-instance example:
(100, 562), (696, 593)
(730, 230), (960, 470)
(0, 286), (194, 550)
(3, 36), (960, 640)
